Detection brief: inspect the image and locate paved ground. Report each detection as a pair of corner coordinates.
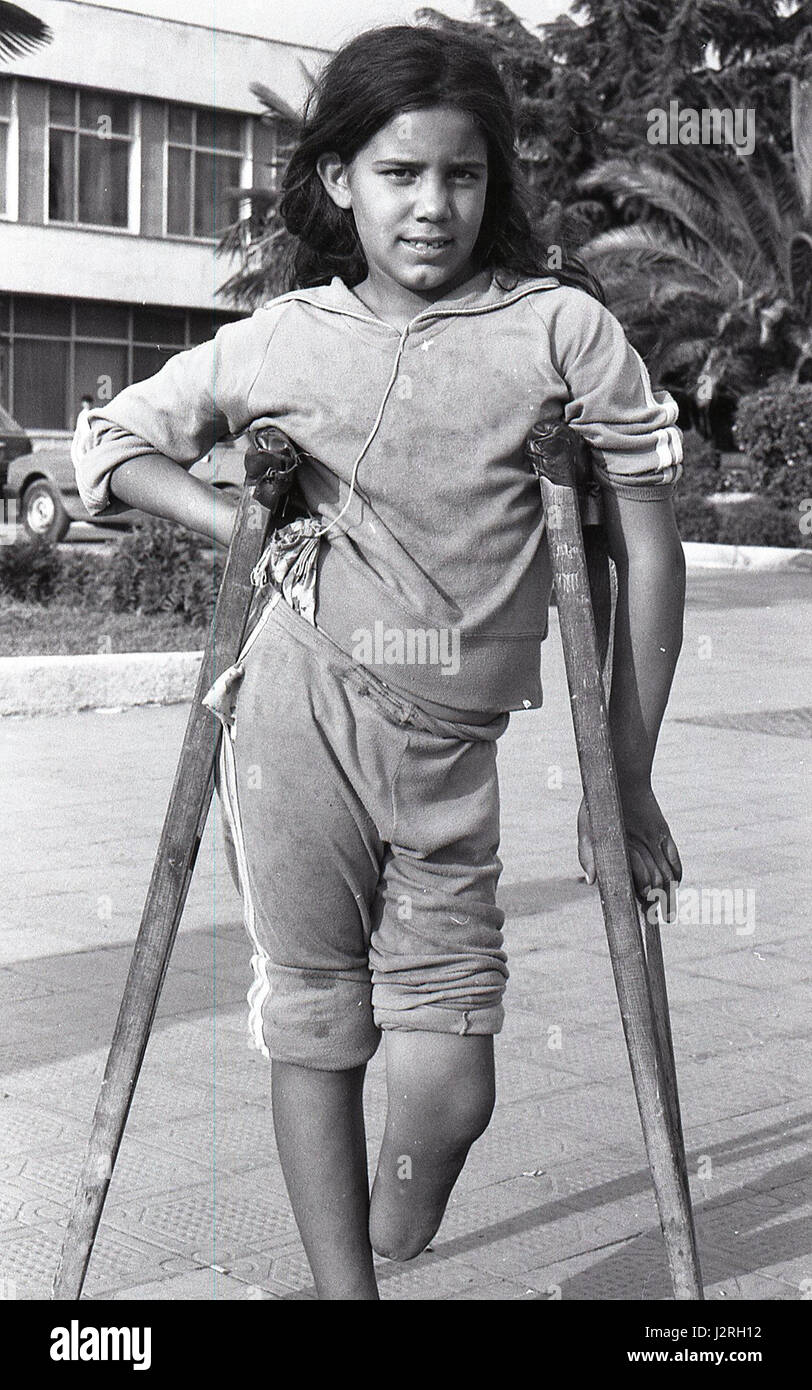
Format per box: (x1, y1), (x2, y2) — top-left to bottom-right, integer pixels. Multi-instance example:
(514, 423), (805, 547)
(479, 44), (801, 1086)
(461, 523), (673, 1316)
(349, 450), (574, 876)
(0, 570), (810, 1301)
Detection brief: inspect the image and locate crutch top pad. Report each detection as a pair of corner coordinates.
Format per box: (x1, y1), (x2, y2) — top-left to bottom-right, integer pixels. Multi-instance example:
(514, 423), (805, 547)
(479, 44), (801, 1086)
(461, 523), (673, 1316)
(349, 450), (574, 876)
(244, 423), (300, 512)
(526, 420), (592, 491)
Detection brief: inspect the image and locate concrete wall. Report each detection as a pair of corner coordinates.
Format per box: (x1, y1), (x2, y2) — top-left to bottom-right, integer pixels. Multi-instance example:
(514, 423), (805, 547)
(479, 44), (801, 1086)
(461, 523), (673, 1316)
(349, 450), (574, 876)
(140, 98), (166, 240)
(9, 0), (326, 116)
(2, 221), (239, 306)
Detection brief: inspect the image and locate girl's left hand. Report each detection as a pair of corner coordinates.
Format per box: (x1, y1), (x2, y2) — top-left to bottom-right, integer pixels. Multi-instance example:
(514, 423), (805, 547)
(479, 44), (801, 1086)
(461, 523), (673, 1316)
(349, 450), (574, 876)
(576, 788), (682, 918)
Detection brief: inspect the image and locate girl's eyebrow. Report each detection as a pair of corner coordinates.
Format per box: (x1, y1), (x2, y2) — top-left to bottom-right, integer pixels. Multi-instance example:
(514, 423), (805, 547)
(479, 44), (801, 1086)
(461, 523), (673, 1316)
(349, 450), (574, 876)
(371, 156), (488, 169)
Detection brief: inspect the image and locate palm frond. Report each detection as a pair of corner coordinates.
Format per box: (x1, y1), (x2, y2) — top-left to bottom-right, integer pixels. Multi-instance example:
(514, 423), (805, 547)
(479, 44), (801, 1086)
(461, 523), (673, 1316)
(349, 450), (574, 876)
(791, 70), (812, 216)
(0, 1), (51, 61)
(789, 230), (812, 319)
(249, 81), (303, 126)
(658, 337), (715, 375)
(578, 158), (743, 268)
(580, 222), (735, 292)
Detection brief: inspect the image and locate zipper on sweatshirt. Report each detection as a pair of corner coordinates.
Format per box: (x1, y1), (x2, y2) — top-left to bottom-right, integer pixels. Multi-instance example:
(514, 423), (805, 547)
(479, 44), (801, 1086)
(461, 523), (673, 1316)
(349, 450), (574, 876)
(257, 275), (561, 567)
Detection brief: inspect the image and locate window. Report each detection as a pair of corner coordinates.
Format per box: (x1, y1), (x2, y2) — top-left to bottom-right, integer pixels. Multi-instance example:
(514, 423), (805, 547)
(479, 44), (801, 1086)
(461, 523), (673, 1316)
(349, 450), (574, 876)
(48, 86), (132, 228)
(0, 296), (10, 412)
(165, 104), (245, 239)
(263, 118), (298, 191)
(240, 117), (297, 250)
(0, 76), (13, 217)
(2, 296), (242, 429)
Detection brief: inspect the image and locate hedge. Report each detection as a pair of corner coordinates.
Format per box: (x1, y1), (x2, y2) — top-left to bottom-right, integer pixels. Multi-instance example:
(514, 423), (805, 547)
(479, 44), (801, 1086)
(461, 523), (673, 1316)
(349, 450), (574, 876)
(674, 422), (811, 546)
(0, 518), (223, 624)
(108, 518), (222, 623)
(733, 382), (812, 507)
(714, 497), (808, 549)
(678, 430), (721, 496)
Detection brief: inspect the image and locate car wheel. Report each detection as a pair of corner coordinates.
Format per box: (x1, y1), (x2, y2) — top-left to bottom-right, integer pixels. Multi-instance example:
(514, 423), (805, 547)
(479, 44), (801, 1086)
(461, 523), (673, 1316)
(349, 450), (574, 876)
(22, 479), (71, 543)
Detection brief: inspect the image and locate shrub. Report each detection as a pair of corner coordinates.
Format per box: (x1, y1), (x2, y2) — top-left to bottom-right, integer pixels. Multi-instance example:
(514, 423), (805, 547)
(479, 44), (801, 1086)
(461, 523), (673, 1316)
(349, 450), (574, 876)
(715, 497), (811, 549)
(0, 539), (61, 603)
(733, 383), (812, 506)
(677, 430), (721, 497)
(108, 517), (223, 624)
(673, 492), (719, 542)
(57, 549), (114, 607)
(0, 520), (224, 620)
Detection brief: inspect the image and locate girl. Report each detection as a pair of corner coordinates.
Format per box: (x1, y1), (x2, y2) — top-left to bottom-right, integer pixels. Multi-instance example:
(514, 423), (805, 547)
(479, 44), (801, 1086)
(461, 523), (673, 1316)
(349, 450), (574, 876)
(74, 25), (686, 1300)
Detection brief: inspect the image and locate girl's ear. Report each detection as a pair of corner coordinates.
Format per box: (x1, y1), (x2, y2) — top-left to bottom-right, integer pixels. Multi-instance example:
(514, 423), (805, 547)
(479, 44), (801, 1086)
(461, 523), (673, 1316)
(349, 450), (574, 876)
(316, 153), (352, 210)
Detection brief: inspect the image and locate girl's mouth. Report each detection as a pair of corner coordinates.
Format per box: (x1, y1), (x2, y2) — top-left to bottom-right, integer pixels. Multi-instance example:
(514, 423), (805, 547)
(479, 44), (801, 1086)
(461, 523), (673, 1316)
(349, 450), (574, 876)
(401, 237), (453, 257)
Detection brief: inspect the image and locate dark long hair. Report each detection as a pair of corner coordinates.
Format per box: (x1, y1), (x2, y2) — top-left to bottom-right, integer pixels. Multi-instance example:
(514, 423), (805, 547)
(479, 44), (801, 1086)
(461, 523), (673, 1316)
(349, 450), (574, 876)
(279, 24), (603, 302)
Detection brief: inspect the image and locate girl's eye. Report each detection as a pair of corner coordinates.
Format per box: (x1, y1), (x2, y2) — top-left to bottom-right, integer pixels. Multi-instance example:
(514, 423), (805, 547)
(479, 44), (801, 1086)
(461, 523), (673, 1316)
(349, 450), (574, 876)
(380, 168), (482, 183)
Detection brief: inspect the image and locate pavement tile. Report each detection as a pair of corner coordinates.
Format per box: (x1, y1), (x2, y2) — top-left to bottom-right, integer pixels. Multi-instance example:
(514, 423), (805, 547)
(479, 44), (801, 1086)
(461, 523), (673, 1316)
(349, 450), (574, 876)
(521, 1237), (735, 1301)
(731, 1256), (811, 1296)
(0, 1184), (68, 1233)
(0, 968), (57, 1004)
(89, 1266), (294, 1301)
(125, 1102), (277, 1172)
(429, 1169), (659, 1278)
(0, 1218), (198, 1300)
(445, 1276), (540, 1299)
(0, 1136), (213, 1210)
(711, 1271), (801, 1299)
(101, 1177), (299, 1266)
(676, 1054), (808, 1128)
(223, 1243), (316, 1298)
(0, 1097), (88, 1158)
(679, 949), (812, 990)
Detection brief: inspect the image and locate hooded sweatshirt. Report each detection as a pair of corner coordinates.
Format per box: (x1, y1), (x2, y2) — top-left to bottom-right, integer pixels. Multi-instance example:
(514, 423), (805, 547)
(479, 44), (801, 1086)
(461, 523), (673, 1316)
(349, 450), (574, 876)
(74, 271), (682, 718)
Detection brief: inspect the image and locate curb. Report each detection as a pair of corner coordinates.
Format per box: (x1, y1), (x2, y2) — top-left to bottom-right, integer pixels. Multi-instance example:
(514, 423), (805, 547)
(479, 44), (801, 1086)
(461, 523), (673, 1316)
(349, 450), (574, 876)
(682, 541), (812, 571)
(0, 650), (203, 718)
(2, 543), (810, 717)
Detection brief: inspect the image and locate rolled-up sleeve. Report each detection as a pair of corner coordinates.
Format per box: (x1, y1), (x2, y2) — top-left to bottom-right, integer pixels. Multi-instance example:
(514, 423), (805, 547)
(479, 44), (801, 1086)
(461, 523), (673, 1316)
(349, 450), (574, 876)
(73, 309), (279, 517)
(541, 288), (683, 499)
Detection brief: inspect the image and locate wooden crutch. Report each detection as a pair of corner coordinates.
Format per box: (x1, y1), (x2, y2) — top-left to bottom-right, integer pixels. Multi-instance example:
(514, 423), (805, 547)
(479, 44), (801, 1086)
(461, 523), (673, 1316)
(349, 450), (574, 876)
(52, 426), (301, 1301)
(526, 419), (703, 1300)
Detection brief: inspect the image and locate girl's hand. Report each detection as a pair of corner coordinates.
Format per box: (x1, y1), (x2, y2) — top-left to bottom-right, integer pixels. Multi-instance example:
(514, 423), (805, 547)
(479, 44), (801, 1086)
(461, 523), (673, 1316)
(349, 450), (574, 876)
(577, 788), (682, 919)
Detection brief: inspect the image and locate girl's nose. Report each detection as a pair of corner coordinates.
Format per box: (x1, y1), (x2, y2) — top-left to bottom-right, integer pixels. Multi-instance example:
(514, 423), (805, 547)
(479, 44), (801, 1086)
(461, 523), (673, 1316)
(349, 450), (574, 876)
(413, 176), (451, 221)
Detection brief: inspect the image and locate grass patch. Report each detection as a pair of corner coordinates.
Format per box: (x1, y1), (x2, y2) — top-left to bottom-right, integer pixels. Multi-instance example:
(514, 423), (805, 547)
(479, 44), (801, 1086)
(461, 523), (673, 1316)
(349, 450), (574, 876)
(0, 600), (209, 656)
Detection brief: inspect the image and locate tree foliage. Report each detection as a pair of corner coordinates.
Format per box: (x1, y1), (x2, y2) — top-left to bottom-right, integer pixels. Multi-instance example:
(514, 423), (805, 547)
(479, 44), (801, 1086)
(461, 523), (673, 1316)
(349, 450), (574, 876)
(215, 0), (812, 404)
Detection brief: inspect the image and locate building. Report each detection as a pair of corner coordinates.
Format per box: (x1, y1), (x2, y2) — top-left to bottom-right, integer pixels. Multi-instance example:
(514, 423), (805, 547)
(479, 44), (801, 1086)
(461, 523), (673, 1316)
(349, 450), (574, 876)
(0, 0), (327, 431)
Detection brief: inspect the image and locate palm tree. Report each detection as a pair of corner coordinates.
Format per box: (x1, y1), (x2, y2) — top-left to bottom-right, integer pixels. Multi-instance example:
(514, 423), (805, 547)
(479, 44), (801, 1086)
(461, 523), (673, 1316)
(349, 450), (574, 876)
(0, 1), (51, 62)
(576, 64), (812, 414)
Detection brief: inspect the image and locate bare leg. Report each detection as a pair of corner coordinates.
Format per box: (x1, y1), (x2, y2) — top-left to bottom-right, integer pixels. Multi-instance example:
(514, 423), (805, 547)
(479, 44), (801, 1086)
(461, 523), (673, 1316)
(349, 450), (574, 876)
(369, 1033), (495, 1262)
(271, 1060), (379, 1300)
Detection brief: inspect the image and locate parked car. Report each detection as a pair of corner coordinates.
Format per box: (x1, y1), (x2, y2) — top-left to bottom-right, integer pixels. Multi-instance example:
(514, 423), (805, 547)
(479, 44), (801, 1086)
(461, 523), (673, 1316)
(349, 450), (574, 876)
(0, 404), (35, 524)
(1, 408), (245, 544)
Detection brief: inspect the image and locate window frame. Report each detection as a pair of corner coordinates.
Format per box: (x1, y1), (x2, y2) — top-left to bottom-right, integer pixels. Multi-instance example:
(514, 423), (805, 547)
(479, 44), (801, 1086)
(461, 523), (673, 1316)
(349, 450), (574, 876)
(0, 75), (19, 222)
(45, 84), (140, 234)
(2, 295), (243, 430)
(242, 115), (297, 250)
(263, 116), (298, 192)
(162, 101), (248, 243)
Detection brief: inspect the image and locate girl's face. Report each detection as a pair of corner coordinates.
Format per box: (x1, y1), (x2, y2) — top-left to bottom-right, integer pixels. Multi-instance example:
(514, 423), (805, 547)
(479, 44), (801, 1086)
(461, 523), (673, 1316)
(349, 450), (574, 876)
(317, 106), (489, 317)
